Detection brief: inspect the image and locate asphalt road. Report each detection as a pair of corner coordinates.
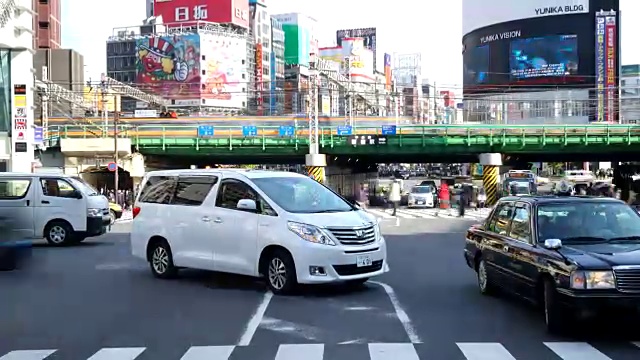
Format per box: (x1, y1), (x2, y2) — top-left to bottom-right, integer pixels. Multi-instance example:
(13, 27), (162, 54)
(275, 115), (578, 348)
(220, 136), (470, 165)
(2, 221), (640, 359)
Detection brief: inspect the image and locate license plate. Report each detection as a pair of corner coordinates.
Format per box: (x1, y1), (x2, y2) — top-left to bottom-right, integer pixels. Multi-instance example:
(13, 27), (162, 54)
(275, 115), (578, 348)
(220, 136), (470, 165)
(417, 200), (424, 204)
(356, 255), (373, 267)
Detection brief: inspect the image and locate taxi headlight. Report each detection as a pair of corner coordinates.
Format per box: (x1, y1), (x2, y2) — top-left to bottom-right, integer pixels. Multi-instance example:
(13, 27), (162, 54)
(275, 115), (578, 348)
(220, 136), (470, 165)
(570, 270), (615, 289)
(87, 208), (101, 217)
(287, 222), (336, 246)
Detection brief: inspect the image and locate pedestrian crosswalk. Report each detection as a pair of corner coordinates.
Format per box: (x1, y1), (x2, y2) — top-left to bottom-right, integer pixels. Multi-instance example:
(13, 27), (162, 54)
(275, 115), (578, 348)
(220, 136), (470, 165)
(116, 210), (133, 223)
(365, 207), (491, 221)
(2, 342), (639, 359)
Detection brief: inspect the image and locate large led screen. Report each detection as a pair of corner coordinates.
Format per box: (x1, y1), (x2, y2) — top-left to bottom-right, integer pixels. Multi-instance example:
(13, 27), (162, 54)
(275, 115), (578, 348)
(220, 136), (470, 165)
(464, 45), (490, 85)
(509, 35), (579, 79)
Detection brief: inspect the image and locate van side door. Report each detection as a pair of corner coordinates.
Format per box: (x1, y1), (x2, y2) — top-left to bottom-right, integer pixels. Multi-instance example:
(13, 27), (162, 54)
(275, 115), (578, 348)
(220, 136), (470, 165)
(35, 177), (86, 235)
(0, 177), (36, 239)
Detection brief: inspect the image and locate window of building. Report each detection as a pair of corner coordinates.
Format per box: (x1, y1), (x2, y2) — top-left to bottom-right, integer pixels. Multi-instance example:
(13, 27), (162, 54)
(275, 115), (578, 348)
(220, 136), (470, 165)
(38, 0), (48, 3)
(38, 21), (49, 29)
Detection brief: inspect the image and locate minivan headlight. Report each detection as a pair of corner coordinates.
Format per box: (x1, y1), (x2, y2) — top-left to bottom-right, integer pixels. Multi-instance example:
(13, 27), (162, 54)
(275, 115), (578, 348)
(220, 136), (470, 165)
(570, 270), (615, 289)
(87, 208), (101, 217)
(287, 222), (336, 246)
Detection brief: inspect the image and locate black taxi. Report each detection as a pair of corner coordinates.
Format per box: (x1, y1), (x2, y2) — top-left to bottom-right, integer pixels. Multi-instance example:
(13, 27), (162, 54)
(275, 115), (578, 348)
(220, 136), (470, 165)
(463, 195), (640, 333)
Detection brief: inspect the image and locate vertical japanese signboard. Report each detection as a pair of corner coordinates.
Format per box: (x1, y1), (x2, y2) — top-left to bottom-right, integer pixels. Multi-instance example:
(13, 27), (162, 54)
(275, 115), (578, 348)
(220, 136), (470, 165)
(604, 11), (617, 123)
(595, 12), (606, 122)
(256, 43), (263, 115)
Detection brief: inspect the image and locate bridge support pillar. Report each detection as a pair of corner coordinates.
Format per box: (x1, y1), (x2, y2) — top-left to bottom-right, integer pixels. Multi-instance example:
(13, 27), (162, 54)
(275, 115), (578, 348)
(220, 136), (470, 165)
(305, 153), (327, 183)
(479, 153), (502, 206)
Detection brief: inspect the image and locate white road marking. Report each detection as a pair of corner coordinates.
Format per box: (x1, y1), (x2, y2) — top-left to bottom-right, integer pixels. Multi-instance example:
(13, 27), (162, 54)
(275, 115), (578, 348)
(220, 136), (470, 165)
(259, 317), (321, 340)
(86, 347), (146, 360)
(544, 342), (612, 359)
(371, 281), (422, 343)
(0, 350), (56, 360)
(368, 343), (419, 360)
(366, 209), (393, 218)
(180, 346), (235, 359)
(457, 343), (516, 359)
(400, 209), (437, 218)
(237, 291), (273, 346)
(274, 344), (323, 360)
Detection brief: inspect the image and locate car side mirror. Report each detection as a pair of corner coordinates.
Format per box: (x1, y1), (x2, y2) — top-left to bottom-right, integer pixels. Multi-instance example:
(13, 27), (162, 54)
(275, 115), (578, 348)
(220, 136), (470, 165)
(72, 190), (83, 199)
(237, 199), (257, 212)
(543, 238), (562, 250)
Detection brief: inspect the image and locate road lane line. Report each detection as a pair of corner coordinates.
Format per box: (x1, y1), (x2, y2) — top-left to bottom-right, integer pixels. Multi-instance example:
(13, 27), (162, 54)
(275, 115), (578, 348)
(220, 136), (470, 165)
(544, 342), (612, 359)
(274, 344), (323, 360)
(366, 209), (393, 218)
(237, 291), (273, 346)
(0, 350), (56, 360)
(457, 343), (516, 359)
(370, 281), (422, 343)
(368, 343), (419, 360)
(86, 347), (146, 360)
(180, 346), (235, 359)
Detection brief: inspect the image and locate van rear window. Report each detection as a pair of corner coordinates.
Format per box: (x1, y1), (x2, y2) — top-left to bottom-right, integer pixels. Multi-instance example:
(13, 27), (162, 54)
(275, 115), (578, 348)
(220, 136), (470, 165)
(138, 175), (217, 206)
(0, 179), (31, 199)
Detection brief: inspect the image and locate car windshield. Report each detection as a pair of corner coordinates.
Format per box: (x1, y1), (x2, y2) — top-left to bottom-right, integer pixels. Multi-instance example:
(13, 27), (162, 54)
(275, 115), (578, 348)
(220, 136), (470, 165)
(69, 177), (99, 196)
(252, 176), (353, 213)
(411, 186), (432, 194)
(537, 202), (640, 243)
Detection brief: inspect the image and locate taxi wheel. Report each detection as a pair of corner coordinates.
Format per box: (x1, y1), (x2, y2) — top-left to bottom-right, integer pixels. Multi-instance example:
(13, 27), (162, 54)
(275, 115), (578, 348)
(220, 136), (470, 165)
(543, 280), (569, 333)
(476, 258), (496, 295)
(265, 250), (297, 295)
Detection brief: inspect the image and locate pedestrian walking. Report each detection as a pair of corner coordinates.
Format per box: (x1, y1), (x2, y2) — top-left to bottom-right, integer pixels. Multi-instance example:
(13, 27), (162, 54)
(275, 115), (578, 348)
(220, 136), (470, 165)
(458, 190), (466, 217)
(388, 179), (401, 216)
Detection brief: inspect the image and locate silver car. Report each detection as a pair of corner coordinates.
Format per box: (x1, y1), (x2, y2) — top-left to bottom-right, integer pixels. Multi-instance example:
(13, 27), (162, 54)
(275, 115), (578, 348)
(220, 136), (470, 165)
(408, 186), (435, 208)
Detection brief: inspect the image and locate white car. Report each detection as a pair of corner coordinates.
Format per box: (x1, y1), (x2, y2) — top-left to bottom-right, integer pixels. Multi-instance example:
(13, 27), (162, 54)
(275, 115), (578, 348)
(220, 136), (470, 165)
(407, 185), (435, 208)
(130, 169), (388, 294)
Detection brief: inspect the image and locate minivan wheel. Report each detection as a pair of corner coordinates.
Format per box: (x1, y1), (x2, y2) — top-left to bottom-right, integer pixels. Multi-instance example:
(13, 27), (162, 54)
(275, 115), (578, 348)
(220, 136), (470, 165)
(477, 258), (496, 295)
(149, 242), (177, 279)
(45, 221), (75, 246)
(109, 210), (117, 224)
(266, 250), (297, 295)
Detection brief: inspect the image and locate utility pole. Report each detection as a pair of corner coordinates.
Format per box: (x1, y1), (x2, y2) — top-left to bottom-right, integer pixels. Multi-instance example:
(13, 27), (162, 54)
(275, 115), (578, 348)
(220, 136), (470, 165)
(100, 80), (108, 137)
(346, 57), (354, 127)
(113, 96), (119, 195)
(393, 79), (399, 126)
(40, 67), (49, 141)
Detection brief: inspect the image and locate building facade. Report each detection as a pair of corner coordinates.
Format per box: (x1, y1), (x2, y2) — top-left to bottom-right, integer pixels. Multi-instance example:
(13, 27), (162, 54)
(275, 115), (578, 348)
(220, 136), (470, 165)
(621, 64), (640, 123)
(33, 0), (61, 49)
(269, 16), (285, 114)
(34, 49), (85, 116)
(0, 0), (36, 172)
(462, 0), (620, 124)
(249, 0), (271, 114)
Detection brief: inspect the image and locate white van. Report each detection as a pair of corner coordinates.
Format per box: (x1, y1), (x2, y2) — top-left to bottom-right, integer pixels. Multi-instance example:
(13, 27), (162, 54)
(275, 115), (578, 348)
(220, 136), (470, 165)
(0, 173), (111, 246)
(565, 170), (595, 183)
(130, 169), (389, 294)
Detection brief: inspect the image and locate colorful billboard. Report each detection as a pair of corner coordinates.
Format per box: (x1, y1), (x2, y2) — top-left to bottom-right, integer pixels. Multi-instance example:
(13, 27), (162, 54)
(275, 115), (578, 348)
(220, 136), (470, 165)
(199, 33), (247, 108)
(135, 34), (201, 101)
(604, 12), (617, 123)
(595, 13), (605, 121)
(153, 0), (249, 29)
(384, 53), (392, 91)
(272, 13), (316, 66)
(319, 38), (374, 81)
(336, 28), (377, 70)
(256, 43), (263, 114)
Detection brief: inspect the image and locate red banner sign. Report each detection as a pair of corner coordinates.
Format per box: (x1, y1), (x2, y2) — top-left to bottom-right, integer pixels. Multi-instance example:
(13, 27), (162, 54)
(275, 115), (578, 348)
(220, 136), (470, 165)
(256, 43), (263, 115)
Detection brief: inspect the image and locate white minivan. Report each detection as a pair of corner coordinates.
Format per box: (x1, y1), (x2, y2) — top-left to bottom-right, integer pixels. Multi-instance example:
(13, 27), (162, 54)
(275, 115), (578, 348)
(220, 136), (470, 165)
(130, 169), (389, 294)
(0, 173), (111, 245)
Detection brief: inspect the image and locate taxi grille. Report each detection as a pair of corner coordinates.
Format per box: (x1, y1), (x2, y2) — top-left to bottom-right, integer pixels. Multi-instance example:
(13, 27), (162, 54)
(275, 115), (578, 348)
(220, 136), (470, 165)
(326, 225), (376, 246)
(613, 266), (640, 292)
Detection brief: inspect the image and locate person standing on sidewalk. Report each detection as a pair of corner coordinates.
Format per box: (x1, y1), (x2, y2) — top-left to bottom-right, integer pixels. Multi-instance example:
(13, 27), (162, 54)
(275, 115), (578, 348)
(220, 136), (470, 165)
(356, 183), (368, 209)
(388, 179), (401, 216)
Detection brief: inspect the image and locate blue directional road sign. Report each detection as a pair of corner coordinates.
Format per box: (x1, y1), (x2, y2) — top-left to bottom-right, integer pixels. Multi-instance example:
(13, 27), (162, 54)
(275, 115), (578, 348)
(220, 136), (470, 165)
(337, 125), (352, 135)
(33, 126), (43, 143)
(197, 125), (214, 137)
(242, 125), (258, 136)
(278, 125), (295, 137)
(381, 125), (397, 135)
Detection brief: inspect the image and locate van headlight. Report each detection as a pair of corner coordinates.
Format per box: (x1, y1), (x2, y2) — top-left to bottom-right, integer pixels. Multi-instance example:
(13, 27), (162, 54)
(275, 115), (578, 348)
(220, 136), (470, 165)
(570, 270), (615, 289)
(287, 222), (336, 246)
(87, 208), (102, 217)
(373, 221), (381, 240)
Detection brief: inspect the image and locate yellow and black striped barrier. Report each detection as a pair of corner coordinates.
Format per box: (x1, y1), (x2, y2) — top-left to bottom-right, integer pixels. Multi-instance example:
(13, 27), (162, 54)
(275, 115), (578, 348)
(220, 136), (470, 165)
(482, 165), (499, 206)
(307, 166), (325, 183)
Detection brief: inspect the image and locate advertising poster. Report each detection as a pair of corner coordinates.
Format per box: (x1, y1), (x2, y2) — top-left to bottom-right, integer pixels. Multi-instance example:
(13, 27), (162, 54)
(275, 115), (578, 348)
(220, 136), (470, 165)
(135, 34), (201, 101)
(199, 34), (247, 108)
(336, 28), (377, 70)
(605, 13), (617, 123)
(255, 43), (263, 114)
(12, 84), (28, 153)
(595, 14), (605, 121)
(384, 53), (392, 91)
